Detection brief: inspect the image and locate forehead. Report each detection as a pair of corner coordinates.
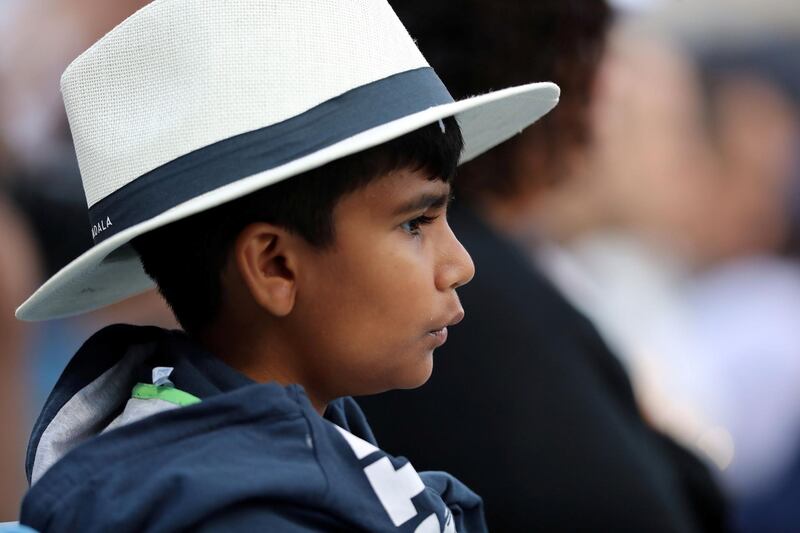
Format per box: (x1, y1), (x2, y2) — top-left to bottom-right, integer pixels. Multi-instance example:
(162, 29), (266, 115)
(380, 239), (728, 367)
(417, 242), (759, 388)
(337, 168), (451, 217)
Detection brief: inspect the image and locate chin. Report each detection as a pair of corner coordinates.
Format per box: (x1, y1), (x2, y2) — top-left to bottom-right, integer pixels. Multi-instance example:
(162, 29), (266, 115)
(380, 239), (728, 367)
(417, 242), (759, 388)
(360, 351), (434, 395)
(393, 353), (434, 390)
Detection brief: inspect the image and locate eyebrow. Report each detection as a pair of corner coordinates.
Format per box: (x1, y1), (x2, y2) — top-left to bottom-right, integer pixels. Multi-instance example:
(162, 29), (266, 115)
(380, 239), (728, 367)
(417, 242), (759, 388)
(393, 190), (452, 217)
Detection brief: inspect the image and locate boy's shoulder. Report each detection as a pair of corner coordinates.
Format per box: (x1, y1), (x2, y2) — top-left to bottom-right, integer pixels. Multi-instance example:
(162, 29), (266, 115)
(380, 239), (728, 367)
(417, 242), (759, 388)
(23, 378), (327, 530)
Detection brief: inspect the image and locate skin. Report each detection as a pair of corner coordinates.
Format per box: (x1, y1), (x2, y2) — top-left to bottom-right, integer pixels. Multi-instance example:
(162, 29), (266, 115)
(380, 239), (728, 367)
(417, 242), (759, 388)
(202, 168), (475, 414)
(515, 32), (798, 267)
(514, 33), (718, 257)
(703, 75), (798, 261)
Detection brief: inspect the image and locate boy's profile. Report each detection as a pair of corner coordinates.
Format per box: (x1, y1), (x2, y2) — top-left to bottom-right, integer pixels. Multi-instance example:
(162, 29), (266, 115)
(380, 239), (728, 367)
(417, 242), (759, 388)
(16, 0), (558, 531)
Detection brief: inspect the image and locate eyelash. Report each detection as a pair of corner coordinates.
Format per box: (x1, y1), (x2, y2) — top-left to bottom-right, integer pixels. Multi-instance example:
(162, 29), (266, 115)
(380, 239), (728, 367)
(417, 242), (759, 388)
(401, 214), (438, 236)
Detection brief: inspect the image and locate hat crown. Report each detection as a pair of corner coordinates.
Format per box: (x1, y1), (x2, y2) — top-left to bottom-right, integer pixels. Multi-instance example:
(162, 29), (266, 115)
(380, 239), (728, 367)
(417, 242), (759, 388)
(61, 0), (429, 208)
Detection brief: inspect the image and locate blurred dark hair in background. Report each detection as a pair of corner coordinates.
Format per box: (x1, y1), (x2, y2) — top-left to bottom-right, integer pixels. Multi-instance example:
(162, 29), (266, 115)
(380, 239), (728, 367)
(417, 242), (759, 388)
(397, 0), (612, 199)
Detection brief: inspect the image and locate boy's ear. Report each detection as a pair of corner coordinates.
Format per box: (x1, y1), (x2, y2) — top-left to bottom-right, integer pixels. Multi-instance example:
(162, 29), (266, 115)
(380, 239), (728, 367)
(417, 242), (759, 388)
(233, 223), (298, 317)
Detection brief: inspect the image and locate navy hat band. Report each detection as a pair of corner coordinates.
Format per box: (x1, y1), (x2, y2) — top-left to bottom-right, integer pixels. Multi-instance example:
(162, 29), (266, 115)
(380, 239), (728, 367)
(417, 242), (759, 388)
(88, 67), (453, 244)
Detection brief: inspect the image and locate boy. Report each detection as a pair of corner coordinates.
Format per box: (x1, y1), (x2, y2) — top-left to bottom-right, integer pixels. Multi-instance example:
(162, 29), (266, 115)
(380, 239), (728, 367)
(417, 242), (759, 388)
(16, 0), (558, 531)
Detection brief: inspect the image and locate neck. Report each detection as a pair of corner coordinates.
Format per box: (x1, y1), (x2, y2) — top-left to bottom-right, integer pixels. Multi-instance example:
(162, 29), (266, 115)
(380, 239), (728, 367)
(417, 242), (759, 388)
(197, 320), (329, 416)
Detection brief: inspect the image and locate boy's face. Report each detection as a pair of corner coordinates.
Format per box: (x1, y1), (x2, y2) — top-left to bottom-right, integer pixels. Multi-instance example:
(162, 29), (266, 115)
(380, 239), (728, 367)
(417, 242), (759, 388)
(288, 168), (474, 399)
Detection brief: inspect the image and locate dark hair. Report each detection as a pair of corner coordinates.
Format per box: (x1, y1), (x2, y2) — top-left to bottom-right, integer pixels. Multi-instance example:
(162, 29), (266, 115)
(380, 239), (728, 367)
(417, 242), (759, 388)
(392, 0), (613, 199)
(133, 117), (463, 335)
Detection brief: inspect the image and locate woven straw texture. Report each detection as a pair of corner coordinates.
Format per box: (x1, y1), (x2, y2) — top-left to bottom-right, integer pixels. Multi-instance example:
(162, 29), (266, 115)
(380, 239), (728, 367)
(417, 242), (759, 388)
(61, 0), (428, 207)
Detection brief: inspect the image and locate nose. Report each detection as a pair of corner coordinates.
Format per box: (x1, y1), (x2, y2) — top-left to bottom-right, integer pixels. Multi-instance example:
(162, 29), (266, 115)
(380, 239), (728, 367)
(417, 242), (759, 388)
(435, 223), (475, 291)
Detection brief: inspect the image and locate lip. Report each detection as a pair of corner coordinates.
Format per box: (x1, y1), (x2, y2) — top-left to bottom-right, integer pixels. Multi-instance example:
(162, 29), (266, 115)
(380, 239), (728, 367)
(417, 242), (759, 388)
(426, 308), (464, 347)
(427, 326), (449, 347)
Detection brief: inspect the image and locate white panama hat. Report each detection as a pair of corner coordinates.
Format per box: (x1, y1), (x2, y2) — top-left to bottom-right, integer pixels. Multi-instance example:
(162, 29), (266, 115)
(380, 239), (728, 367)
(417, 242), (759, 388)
(17, 0), (560, 321)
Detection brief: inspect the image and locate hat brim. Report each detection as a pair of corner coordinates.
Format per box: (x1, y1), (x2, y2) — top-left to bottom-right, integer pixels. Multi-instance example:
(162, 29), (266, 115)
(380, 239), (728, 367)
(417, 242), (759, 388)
(16, 82), (559, 321)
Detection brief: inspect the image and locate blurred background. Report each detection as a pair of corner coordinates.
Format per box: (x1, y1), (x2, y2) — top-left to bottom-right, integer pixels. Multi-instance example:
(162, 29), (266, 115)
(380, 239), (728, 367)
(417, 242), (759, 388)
(0, 0), (176, 520)
(531, 0), (800, 529)
(1, 0), (800, 530)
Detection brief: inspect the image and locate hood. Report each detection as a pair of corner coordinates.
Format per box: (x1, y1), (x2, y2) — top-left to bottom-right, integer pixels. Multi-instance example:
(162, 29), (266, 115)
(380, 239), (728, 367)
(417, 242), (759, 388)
(26, 324), (254, 484)
(27, 324), (372, 485)
(23, 324), (485, 533)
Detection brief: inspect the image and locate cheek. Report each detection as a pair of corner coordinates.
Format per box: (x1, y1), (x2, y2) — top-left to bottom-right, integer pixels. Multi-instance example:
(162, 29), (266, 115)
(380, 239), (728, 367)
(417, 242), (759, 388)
(330, 233), (433, 311)
(333, 247), (433, 342)
(300, 242), (437, 390)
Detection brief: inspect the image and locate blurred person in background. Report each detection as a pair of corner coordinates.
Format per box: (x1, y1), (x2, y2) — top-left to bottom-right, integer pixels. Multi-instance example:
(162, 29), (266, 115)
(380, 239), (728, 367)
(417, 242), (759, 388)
(655, 3), (800, 530)
(0, 0), (178, 391)
(522, 1), (800, 530)
(361, 1), (726, 530)
(0, 196), (40, 520)
(0, 0), (176, 518)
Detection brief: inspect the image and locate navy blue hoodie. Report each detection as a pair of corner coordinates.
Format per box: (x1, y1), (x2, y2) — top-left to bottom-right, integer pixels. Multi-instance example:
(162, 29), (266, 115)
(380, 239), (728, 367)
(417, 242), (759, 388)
(21, 325), (486, 532)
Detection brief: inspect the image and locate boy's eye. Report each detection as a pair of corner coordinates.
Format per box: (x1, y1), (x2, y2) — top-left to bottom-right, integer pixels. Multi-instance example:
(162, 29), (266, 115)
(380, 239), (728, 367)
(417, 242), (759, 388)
(401, 214), (438, 236)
